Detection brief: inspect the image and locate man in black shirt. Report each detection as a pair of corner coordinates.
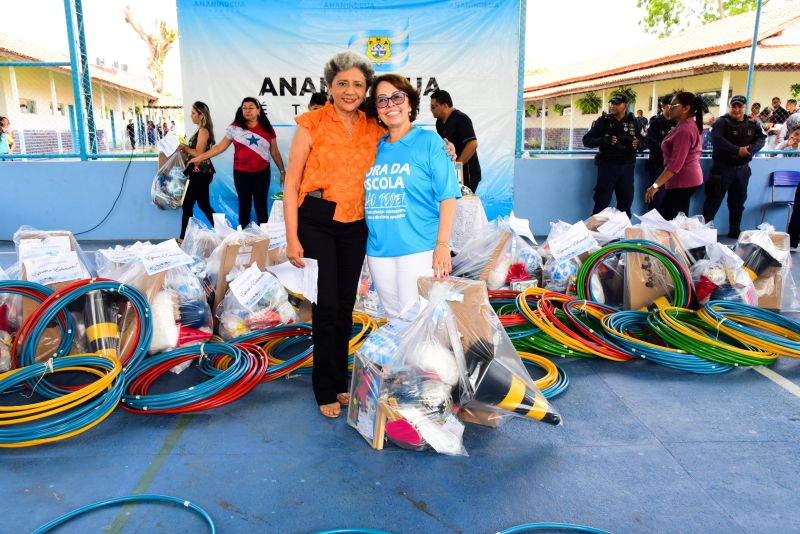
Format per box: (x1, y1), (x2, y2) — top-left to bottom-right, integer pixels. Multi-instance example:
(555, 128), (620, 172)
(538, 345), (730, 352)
(760, 96), (790, 127)
(430, 90), (481, 192)
(582, 93), (645, 217)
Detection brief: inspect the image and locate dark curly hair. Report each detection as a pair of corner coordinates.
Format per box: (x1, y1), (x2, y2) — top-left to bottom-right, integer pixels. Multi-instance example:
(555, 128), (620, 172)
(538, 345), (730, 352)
(368, 74), (420, 123)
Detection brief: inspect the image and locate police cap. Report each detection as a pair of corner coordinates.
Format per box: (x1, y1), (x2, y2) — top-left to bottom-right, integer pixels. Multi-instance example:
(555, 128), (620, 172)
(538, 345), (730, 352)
(730, 95), (747, 106)
(609, 93), (628, 105)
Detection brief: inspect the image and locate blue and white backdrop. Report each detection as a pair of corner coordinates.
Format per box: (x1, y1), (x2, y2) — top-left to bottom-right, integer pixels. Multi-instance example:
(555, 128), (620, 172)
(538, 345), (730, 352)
(176, 0), (522, 223)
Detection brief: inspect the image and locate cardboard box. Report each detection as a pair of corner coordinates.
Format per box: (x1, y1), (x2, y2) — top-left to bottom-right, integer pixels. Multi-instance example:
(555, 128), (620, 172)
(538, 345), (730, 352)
(417, 277), (493, 346)
(212, 238), (270, 312)
(19, 231), (78, 362)
(624, 227), (674, 310)
(738, 231), (789, 310)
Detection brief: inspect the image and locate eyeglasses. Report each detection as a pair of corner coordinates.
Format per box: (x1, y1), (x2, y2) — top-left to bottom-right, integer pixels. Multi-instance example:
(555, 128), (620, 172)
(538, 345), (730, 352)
(375, 91), (407, 109)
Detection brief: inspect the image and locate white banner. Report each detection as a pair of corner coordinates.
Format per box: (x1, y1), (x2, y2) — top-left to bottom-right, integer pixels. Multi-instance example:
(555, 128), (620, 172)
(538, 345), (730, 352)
(176, 0), (521, 222)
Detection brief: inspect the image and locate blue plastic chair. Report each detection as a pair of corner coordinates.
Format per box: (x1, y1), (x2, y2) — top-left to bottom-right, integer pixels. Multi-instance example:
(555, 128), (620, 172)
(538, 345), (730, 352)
(760, 170), (800, 227)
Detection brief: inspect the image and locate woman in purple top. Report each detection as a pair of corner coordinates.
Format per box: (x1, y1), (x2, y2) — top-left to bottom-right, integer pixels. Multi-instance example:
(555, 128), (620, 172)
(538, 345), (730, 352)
(645, 92), (707, 221)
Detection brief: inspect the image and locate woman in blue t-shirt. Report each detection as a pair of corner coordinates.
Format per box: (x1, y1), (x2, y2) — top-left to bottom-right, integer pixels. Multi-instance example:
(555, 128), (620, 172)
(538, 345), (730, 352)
(364, 74), (461, 319)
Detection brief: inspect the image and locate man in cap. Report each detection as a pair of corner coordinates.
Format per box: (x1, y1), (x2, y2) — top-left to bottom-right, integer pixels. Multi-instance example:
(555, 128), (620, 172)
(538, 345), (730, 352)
(645, 94), (677, 213)
(582, 92), (645, 217)
(703, 95), (766, 237)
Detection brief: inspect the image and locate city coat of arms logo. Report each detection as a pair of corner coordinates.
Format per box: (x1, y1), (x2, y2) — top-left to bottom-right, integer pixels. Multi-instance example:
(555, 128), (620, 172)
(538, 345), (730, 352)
(366, 37), (392, 64)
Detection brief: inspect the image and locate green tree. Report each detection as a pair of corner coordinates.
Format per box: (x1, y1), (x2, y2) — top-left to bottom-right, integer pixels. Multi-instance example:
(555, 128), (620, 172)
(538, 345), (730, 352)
(637, 0), (758, 38)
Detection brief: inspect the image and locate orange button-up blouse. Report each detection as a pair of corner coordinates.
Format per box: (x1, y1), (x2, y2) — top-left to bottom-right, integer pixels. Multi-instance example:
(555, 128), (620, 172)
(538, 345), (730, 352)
(295, 102), (384, 223)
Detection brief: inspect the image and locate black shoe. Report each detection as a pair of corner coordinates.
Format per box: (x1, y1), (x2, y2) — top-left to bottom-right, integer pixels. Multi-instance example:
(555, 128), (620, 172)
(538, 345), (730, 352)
(726, 231), (740, 239)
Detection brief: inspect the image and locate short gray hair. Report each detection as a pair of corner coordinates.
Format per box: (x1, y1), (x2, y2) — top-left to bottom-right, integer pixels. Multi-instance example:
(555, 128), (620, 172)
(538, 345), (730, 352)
(323, 51), (374, 87)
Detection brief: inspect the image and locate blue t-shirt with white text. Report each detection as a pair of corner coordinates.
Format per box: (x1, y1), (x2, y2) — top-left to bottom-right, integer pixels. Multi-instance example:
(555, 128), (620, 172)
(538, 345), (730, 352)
(365, 126), (461, 257)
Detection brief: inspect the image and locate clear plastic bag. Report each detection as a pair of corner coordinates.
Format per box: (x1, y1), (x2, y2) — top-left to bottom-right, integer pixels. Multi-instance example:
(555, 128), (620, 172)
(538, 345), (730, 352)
(452, 217), (543, 291)
(205, 222), (270, 292)
(735, 224), (799, 311)
(416, 278), (560, 426)
(354, 260), (385, 318)
(13, 227), (94, 361)
(691, 243), (757, 306)
(151, 151), (188, 209)
(216, 266), (298, 340)
(542, 256), (580, 294)
(585, 207), (631, 246)
(375, 282), (471, 456)
(671, 213), (717, 264)
(182, 218), (222, 270)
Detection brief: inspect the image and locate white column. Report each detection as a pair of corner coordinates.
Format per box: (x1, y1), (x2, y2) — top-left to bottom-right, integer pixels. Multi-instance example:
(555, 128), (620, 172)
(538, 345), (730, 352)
(540, 98), (546, 151)
(8, 66), (26, 154)
(651, 82), (658, 116)
(49, 71), (64, 154)
(601, 89), (607, 113)
(118, 89), (126, 150)
(99, 85), (110, 153)
(719, 71), (731, 117)
(568, 94), (574, 154)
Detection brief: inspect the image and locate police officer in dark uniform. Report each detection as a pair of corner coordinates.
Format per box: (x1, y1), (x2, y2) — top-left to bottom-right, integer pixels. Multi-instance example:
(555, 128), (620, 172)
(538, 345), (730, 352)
(645, 94), (677, 213)
(702, 95), (766, 238)
(582, 93), (645, 217)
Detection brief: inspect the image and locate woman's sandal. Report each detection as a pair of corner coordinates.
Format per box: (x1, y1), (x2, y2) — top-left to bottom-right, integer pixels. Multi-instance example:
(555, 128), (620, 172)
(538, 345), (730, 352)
(319, 402), (340, 418)
(336, 393), (350, 406)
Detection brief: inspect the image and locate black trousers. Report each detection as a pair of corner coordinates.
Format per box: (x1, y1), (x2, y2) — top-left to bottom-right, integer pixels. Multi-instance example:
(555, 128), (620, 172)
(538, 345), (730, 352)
(593, 160), (635, 217)
(660, 185), (701, 221)
(646, 164), (667, 214)
(702, 164), (751, 235)
(180, 172), (215, 239)
(233, 167), (270, 227)
(298, 197), (367, 406)
(788, 186), (800, 247)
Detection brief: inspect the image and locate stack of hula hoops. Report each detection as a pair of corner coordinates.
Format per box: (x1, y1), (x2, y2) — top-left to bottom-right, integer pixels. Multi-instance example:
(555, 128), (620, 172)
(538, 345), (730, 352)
(5, 238), (800, 448)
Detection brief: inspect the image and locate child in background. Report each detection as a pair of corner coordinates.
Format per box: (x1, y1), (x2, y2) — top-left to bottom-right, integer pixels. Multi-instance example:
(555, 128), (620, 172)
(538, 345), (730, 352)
(1, 117), (16, 154)
(777, 126), (800, 157)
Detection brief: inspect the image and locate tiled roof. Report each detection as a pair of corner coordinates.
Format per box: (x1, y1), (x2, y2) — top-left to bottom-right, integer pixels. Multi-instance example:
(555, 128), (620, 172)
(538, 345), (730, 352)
(0, 32), (159, 99)
(525, 44), (800, 100)
(525, 1), (800, 97)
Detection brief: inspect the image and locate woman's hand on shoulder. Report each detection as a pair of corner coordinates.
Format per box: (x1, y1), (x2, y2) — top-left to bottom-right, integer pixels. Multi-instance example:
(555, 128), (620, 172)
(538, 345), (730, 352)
(442, 138), (457, 161)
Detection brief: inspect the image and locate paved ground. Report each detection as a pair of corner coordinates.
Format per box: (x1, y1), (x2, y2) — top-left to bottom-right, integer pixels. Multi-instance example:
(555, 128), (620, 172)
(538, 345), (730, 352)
(3, 239), (800, 533)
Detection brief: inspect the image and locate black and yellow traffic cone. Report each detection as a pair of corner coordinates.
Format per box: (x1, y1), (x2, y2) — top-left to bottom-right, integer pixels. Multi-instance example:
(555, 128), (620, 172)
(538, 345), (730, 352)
(472, 358), (560, 425)
(84, 291), (119, 358)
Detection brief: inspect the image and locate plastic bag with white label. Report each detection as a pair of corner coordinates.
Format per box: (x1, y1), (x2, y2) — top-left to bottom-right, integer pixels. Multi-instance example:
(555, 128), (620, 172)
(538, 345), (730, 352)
(12, 227), (94, 361)
(734, 224), (800, 311)
(451, 217), (542, 291)
(216, 265), (298, 340)
(691, 243), (757, 306)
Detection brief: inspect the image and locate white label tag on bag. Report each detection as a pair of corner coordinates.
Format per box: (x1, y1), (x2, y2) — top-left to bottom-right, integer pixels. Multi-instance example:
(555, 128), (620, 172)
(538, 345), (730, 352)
(98, 242), (149, 265)
(229, 263), (271, 310)
(23, 251), (83, 285)
(235, 245), (253, 266)
(597, 211), (632, 238)
(138, 239), (193, 275)
(18, 236), (72, 262)
(548, 221), (597, 263)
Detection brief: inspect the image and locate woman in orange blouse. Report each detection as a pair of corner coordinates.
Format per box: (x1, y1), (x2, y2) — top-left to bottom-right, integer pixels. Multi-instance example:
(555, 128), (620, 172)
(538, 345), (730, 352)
(284, 52), (384, 418)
